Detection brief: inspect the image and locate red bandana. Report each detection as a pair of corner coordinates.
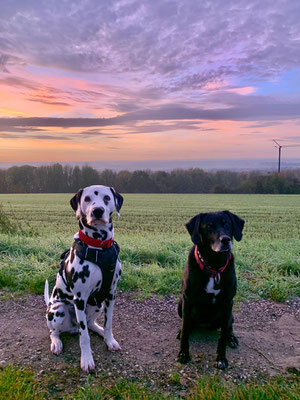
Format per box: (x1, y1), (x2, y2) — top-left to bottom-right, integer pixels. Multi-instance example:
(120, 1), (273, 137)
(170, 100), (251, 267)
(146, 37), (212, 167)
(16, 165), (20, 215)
(78, 229), (114, 248)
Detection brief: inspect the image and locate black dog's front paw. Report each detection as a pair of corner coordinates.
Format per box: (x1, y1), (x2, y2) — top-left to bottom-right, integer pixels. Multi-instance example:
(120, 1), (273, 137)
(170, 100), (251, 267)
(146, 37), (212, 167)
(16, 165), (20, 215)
(177, 350), (191, 364)
(227, 334), (239, 349)
(216, 357), (228, 369)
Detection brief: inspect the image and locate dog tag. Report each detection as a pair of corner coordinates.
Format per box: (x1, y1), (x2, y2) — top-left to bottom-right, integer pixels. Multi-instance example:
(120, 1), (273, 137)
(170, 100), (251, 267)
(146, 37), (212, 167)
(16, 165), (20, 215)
(214, 273), (220, 285)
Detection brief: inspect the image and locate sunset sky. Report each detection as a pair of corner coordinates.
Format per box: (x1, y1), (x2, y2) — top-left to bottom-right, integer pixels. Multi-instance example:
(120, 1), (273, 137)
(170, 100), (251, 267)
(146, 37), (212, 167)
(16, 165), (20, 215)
(0, 0), (300, 165)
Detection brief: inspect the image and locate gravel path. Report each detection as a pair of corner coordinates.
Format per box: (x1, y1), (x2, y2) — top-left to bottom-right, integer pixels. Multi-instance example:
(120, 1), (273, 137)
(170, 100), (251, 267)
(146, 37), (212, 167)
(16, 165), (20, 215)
(0, 292), (299, 394)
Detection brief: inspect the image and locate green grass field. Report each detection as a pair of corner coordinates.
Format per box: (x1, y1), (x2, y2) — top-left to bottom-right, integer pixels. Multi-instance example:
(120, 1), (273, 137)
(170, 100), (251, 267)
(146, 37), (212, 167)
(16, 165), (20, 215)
(0, 193), (299, 301)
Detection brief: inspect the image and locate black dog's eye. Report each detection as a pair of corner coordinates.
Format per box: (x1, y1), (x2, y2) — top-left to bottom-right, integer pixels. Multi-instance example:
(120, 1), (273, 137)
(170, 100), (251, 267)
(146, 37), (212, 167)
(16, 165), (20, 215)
(205, 223), (213, 230)
(84, 196), (91, 202)
(104, 195), (111, 203)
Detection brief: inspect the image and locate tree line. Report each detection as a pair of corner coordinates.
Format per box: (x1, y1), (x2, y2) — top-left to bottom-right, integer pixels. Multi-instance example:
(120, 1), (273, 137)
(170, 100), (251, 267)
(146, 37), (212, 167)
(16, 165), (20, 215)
(0, 163), (300, 194)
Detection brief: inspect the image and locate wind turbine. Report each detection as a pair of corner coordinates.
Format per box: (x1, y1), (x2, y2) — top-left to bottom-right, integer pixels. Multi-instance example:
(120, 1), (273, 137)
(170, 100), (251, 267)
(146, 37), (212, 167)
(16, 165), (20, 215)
(273, 140), (300, 173)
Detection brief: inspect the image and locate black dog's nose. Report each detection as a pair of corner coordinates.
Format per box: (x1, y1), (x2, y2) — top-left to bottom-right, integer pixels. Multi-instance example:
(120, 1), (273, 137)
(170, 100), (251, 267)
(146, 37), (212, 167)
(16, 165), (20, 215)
(92, 207), (105, 219)
(220, 235), (231, 245)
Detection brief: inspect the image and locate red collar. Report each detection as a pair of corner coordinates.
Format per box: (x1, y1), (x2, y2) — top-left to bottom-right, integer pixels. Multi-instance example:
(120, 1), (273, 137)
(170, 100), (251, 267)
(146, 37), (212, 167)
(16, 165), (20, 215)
(194, 245), (231, 278)
(78, 229), (114, 248)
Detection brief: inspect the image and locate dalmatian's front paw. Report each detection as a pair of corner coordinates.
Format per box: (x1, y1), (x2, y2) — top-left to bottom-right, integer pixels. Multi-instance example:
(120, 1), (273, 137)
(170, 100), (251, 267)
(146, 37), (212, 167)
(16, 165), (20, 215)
(50, 337), (63, 355)
(80, 354), (95, 372)
(105, 337), (121, 351)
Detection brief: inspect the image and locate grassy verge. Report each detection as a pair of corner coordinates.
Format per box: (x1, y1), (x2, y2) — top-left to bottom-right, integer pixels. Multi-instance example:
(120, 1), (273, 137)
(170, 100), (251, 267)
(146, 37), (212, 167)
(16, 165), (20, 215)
(189, 375), (299, 400)
(1, 365), (299, 400)
(0, 365), (46, 400)
(73, 376), (300, 400)
(1, 232), (298, 301)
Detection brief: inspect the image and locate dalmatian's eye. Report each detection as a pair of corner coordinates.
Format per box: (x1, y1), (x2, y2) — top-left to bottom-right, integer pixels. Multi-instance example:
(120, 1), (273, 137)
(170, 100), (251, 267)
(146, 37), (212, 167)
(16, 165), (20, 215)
(104, 195), (111, 203)
(84, 196), (91, 202)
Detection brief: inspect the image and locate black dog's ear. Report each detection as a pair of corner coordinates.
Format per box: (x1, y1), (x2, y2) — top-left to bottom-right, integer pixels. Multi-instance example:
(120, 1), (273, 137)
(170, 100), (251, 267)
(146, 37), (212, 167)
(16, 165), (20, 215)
(70, 189), (83, 213)
(223, 210), (245, 241)
(186, 213), (205, 245)
(110, 187), (124, 216)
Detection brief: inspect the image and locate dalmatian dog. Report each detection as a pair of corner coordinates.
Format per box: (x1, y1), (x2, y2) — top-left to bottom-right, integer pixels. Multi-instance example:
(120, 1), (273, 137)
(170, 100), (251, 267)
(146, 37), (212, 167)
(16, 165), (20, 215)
(44, 185), (123, 372)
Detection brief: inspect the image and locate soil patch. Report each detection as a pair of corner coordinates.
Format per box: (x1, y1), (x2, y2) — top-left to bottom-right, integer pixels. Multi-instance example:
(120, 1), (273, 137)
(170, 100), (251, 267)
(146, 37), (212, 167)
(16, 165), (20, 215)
(0, 292), (299, 395)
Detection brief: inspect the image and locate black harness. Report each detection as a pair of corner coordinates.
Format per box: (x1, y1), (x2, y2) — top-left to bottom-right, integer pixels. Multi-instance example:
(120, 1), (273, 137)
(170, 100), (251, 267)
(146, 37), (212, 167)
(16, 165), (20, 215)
(59, 239), (120, 305)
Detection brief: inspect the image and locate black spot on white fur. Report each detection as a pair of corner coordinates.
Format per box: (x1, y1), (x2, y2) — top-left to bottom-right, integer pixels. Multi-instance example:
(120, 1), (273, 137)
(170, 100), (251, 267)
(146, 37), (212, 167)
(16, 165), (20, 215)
(100, 230), (108, 240)
(80, 321), (86, 330)
(73, 271), (79, 283)
(57, 288), (73, 301)
(78, 265), (90, 283)
(47, 312), (54, 321)
(56, 311), (65, 317)
(75, 298), (85, 310)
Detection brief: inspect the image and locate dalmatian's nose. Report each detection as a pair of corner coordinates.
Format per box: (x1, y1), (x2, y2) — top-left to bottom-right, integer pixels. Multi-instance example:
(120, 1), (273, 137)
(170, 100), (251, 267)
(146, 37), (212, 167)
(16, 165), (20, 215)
(92, 207), (105, 219)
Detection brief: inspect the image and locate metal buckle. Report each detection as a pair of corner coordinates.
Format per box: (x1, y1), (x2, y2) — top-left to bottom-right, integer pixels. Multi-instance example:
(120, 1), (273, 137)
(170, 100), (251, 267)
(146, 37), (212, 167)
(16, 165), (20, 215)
(214, 273), (220, 285)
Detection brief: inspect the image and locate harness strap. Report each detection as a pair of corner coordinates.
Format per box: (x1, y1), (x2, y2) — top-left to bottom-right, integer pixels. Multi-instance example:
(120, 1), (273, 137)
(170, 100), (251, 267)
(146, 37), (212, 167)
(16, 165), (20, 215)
(59, 249), (70, 287)
(59, 240), (120, 305)
(72, 240), (119, 268)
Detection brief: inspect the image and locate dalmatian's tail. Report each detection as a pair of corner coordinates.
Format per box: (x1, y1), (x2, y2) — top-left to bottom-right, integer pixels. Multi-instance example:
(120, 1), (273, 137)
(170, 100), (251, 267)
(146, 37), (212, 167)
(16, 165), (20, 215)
(44, 280), (50, 306)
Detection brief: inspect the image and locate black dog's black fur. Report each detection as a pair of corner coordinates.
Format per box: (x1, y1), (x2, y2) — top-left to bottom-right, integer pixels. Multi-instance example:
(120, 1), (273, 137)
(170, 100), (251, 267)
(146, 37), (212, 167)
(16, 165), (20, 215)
(178, 210), (244, 369)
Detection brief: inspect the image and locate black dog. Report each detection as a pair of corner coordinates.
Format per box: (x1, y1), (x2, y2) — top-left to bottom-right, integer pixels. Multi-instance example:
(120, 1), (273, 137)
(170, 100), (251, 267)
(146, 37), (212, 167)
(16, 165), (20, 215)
(177, 210), (244, 369)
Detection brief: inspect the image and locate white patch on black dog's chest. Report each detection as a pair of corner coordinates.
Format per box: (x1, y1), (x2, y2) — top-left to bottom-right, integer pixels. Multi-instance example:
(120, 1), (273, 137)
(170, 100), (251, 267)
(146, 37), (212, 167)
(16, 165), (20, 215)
(205, 277), (221, 299)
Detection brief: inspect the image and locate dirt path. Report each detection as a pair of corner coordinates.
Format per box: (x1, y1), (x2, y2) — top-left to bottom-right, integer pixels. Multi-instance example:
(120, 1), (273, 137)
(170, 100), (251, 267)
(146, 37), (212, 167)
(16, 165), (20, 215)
(0, 292), (299, 395)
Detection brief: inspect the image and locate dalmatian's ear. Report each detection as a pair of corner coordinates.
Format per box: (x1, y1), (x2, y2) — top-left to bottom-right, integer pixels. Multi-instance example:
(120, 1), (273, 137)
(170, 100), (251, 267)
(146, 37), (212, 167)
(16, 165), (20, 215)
(70, 189), (83, 219)
(110, 187), (124, 216)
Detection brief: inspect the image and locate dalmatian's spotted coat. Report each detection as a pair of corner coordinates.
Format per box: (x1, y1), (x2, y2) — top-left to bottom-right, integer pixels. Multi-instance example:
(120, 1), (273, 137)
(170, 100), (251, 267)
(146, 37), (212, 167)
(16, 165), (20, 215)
(44, 185), (123, 372)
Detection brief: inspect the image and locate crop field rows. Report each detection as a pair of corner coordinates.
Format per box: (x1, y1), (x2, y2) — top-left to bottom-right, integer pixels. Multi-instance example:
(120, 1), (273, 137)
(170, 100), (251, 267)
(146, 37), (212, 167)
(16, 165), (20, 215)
(0, 193), (299, 301)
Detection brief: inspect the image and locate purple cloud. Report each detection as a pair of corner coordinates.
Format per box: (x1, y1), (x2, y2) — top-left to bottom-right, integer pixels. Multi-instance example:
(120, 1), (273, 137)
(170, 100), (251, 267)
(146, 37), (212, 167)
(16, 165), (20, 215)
(0, 0), (299, 86)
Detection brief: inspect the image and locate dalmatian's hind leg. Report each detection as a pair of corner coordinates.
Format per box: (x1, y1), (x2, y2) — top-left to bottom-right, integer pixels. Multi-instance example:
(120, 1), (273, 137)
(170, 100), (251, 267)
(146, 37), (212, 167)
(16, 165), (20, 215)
(46, 301), (72, 355)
